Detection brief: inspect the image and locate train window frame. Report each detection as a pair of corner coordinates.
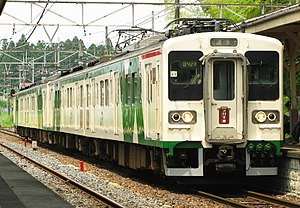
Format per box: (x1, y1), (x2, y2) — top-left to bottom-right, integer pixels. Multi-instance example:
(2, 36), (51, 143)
(245, 51), (279, 101)
(168, 51), (204, 101)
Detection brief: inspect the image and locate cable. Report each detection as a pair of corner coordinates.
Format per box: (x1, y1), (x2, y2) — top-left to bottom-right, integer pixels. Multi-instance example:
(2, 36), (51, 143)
(26, 0), (50, 42)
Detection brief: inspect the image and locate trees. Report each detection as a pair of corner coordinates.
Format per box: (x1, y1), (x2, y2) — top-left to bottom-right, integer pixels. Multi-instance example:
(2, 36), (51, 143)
(0, 35), (108, 94)
(164, 0), (297, 23)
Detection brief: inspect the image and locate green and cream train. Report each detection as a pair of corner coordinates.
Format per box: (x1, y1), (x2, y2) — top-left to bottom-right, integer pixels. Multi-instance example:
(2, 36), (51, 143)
(13, 19), (283, 180)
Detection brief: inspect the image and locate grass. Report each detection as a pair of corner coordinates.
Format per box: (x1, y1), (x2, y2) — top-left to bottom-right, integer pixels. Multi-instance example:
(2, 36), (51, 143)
(0, 111), (13, 127)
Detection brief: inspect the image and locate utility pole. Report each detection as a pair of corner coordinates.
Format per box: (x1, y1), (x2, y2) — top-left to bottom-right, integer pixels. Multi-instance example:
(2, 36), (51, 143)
(175, 0), (180, 19)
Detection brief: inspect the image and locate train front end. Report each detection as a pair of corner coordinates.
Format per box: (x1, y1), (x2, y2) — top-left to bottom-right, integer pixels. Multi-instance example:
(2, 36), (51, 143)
(160, 24), (283, 179)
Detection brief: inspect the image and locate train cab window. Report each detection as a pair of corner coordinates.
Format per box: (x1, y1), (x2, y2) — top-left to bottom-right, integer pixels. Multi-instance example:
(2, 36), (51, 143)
(213, 61), (235, 100)
(246, 51), (279, 100)
(168, 51), (203, 100)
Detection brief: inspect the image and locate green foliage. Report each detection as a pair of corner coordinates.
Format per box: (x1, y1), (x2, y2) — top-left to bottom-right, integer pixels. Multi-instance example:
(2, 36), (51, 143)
(200, 0), (296, 22)
(163, 0), (206, 21)
(0, 112), (13, 127)
(0, 100), (6, 108)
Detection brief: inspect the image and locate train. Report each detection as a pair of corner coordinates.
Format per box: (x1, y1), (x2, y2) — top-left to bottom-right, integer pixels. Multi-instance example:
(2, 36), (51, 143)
(13, 18), (283, 182)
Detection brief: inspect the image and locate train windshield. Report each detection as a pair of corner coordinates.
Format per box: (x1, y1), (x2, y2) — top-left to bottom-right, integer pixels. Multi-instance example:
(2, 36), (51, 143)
(168, 51), (203, 100)
(246, 51), (279, 100)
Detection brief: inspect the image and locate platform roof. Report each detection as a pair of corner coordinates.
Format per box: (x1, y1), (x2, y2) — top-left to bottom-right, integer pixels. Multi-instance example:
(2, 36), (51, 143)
(0, 0), (6, 15)
(234, 4), (300, 39)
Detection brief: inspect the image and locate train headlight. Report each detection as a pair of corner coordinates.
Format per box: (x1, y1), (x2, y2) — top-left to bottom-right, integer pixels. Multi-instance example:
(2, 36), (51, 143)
(255, 111), (267, 123)
(267, 112), (276, 122)
(182, 112), (193, 123)
(171, 113), (181, 122)
(169, 111), (197, 124)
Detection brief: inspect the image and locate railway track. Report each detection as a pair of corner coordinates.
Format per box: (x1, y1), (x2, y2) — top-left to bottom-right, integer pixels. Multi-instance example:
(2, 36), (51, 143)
(195, 188), (300, 208)
(0, 141), (125, 208)
(1, 128), (300, 207)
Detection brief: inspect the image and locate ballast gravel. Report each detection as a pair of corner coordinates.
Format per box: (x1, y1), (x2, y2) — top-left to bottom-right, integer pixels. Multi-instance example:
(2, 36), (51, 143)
(0, 141), (162, 207)
(0, 135), (227, 208)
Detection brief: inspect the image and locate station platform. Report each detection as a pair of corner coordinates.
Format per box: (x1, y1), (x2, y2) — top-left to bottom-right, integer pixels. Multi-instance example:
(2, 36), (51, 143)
(281, 143), (300, 158)
(0, 153), (72, 208)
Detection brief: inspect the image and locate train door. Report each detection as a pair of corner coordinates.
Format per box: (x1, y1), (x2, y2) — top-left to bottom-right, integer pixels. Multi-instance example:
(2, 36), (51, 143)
(145, 63), (153, 138)
(91, 79), (95, 132)
(75, 83), (78, 130)
(204, 56), (247, 143)
(86, 82), (90, 130)
(79, 84), (84, 129)
(155, 62), (160, 135)
(114, 72), (120, 135)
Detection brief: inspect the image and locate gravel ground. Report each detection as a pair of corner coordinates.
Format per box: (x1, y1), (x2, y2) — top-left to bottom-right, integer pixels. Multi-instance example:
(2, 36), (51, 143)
(0, 133), (225, 208)
(2, 132), (299, 207)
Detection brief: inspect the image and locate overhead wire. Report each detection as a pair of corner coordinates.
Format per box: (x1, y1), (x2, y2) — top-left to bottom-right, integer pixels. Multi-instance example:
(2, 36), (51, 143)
(26, 0), (50, 42)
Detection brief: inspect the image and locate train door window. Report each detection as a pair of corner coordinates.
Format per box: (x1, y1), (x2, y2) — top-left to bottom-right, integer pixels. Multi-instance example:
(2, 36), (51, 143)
(133, 72), (138, 104)
(70, 87), (73, 107)
(114, 73), (119, 105)
(96, 83), (99, 105)
(168, 51), (203, 100)
(110, 79), (113, 104)
(80, 85), (84, 107)
(126, 74), (131, 104)
(31, 96), (35, 111)
(145, 64), (152, 103)
(100, 81), (104, 106)
(67, 88), (70, 108)
(92, 79), (95, 107)
(61, 86), (64, 108)
(86, 84), (90, 107)
(105, 79), (109, 106)
(213, 60), (235, 100)
(246, 51), (279, 100)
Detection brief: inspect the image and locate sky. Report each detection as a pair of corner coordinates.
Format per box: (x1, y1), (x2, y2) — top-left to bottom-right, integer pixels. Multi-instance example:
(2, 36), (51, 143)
(0, 0), (173, 47)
